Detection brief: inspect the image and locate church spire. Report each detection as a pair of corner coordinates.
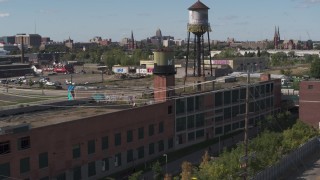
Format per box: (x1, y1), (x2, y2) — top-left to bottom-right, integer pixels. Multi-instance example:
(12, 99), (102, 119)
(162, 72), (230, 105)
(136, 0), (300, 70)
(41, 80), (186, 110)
(131, 30), (135, 50)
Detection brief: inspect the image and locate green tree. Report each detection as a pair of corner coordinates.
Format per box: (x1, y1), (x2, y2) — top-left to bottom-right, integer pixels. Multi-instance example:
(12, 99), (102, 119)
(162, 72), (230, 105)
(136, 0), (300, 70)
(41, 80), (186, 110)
(18, 79), (23, 86)
(310, 58), (320, 78)
(260, 50), (270, 57)
(288, 51), (295, 58)
(282, 120), (319, 153)
(61, 53), (76, 61)
(128, 171), (143, 180)
(152, 161), (164, 180)
(131, 49), (150, 65)
(270, 52), (287, 66)
(217, 48), (238, 58)
(28, 79), (34, 87)
(257, 47), (261, 57)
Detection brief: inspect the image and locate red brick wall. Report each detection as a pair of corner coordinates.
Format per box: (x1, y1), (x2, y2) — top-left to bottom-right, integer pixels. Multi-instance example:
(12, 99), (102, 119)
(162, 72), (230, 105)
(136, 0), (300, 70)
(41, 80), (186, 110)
(154, 75), (175, 102)
(299, 81), (320, 128)
(0, 101), (175, 178)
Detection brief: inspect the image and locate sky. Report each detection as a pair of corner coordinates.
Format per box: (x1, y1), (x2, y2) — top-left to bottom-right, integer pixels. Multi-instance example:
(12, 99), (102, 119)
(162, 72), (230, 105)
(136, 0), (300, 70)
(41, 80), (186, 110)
(0, 0), (320, 42)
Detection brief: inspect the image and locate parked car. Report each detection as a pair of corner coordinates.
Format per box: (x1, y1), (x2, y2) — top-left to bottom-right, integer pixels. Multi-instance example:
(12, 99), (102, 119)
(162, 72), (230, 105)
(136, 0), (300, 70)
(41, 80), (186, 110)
(45, 81), (55, 86)
(0, 79), (8, 84)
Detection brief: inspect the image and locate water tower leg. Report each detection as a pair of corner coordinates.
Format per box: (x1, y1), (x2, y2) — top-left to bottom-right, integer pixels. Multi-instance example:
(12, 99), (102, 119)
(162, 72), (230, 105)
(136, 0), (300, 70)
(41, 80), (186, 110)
(202, 35), (205, 77)
(196, 34), (201, 77)
(193, 34), (196, 76)
(207, 32), (213, 76)
(185, 31), (191, 87)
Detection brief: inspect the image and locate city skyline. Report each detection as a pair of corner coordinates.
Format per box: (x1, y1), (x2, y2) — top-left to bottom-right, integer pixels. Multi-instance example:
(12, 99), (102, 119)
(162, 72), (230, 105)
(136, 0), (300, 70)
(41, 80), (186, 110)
(0, 0), (320, 42)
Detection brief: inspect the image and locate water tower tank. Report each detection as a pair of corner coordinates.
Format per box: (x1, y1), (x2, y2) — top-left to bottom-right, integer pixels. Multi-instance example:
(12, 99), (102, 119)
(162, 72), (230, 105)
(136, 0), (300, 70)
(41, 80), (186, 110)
(188, 1), (211, 35)
(153, 49), (175, 75)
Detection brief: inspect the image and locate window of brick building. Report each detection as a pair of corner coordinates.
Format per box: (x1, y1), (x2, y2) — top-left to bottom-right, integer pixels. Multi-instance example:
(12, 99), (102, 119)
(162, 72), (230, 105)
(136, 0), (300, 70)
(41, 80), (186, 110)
(20, 157), (30, 174)
(115, 153), (122, 167)
(159, 122), (164, 133)
(148, 124), (154, 136)
(88, 161), (96, 177)
(0, 162), (10, 178)
(158, 140), (164, 152)
(101, 136), (108, 150)
(149, 143), (154, 155)
(102, 158), (109, 171)
(72, 144), (81, 159)
(73, 166), (81, 180)
(127, 130), (133, 143)
(0, 141), (10, 155)
(138, 127), (144, 139)
(308, 85), (314, 89)
(137, 146), (144, 159)
(18, 136), (30, 150)
(115, 133), (121, 146)
(39, 152), (48, 169)
(168, 105), (172, 114)
(88, 140), (95, 155)
(127, 149), (133, 163)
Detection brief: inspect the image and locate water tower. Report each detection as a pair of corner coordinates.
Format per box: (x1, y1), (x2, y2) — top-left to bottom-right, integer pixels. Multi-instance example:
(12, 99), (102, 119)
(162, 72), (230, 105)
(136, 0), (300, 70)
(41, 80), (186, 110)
(153, 49), (175, 102)
(185, 0), (213, 79)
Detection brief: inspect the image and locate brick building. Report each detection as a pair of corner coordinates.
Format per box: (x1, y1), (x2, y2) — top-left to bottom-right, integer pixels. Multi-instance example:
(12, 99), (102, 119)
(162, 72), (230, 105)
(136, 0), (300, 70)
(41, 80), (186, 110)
(299, 80), (320, 129)
(0, 47), (281, 180)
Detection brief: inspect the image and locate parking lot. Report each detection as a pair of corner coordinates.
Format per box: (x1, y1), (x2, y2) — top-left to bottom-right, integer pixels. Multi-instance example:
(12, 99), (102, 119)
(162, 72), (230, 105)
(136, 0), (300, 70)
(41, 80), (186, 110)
(0, 65), (154, 108)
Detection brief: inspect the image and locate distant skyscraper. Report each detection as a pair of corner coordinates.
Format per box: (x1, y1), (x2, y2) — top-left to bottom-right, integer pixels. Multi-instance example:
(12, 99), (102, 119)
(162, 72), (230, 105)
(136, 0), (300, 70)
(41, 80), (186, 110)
(155, 28), (163, 48)
(15, 34), (42, 48)
(156, 28), (162, 38)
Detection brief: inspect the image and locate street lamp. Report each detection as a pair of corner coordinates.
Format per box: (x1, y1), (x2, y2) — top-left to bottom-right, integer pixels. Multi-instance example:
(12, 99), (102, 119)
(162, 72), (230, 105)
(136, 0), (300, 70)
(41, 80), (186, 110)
(163, 153), (168, 175)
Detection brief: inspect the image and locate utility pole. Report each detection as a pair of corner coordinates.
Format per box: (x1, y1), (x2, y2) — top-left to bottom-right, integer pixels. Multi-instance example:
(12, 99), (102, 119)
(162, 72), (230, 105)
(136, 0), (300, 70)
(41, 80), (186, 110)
(244, 71), (250, 180)
(239, 71), (250, 179)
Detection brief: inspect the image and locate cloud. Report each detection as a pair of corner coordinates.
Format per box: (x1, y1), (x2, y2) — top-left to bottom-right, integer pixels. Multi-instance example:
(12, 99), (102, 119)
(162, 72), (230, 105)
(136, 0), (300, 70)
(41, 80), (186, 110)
(0, 0), (8, 2)
(0, 12), (9, 18)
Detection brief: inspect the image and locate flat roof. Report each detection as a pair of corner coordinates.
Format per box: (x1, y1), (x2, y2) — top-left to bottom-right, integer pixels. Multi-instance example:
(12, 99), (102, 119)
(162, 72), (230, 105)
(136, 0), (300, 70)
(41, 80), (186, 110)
(0, 106), (125, 130)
